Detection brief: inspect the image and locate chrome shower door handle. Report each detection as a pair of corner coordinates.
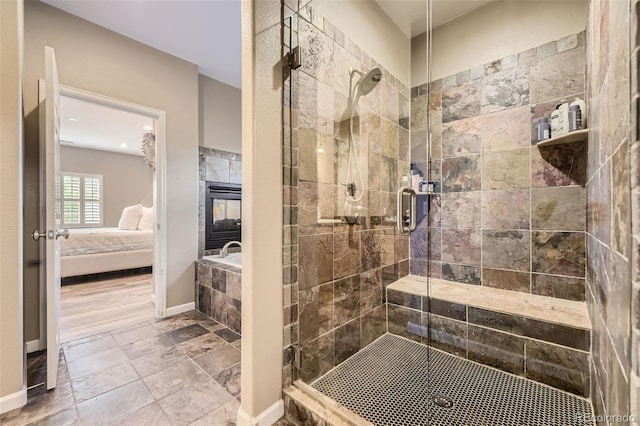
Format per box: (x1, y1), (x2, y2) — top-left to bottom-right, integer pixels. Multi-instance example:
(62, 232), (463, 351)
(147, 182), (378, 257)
(396, 186), (417, 234)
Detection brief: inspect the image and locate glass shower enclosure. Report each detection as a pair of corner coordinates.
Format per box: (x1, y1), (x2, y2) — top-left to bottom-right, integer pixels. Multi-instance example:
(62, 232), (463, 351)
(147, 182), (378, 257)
(282, 0), (604, 424)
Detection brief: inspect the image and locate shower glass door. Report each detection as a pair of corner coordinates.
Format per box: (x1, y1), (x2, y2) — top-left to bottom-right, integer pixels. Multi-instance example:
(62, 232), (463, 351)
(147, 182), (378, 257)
(283, 0), (594, 425)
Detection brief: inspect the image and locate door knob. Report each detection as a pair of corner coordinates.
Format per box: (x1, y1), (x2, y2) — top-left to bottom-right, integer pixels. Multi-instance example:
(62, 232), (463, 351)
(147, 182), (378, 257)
(55, 229), (70, 240)
(32, 230), (46, 241)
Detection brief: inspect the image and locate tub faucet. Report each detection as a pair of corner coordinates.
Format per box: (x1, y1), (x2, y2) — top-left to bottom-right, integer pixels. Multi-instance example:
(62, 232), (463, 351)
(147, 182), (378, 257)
(220, 241), (242, 258)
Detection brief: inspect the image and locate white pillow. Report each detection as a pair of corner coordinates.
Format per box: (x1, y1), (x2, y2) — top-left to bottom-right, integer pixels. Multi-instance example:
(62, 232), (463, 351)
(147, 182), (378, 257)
(138, 206), (154, 230)
(118, 204), (144, 230)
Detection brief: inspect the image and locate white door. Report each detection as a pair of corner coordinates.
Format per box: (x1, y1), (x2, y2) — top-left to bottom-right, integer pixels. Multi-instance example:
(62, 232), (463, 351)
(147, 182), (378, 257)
(35, 46), (65, 390)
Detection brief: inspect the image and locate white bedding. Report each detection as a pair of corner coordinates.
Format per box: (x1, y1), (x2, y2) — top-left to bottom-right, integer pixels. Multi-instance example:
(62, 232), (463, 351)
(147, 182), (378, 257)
(61, 227), (153, 257)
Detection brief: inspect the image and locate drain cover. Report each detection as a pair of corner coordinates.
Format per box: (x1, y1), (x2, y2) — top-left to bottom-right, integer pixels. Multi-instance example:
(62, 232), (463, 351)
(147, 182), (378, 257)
(432, 394), (454, 408)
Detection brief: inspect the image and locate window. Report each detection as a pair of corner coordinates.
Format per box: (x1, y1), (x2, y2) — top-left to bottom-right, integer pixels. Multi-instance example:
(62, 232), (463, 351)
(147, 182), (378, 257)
(61, 172), (103, 227)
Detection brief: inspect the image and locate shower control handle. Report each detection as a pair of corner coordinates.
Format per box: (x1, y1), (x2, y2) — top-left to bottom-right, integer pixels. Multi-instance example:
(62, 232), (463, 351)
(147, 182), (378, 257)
(396, 186), (417, 234)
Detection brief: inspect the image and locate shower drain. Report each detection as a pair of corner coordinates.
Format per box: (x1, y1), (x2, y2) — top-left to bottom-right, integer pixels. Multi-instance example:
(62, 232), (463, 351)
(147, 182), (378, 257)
(431, 395), (453, 409)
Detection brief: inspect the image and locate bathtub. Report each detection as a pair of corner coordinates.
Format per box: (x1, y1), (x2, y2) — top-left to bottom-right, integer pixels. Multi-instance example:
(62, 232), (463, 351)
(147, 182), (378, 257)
(202, 252), (242, 269)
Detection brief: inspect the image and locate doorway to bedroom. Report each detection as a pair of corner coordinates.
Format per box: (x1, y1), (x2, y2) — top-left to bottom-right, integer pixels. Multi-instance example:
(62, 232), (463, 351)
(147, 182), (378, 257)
(57, 93), (157, 342)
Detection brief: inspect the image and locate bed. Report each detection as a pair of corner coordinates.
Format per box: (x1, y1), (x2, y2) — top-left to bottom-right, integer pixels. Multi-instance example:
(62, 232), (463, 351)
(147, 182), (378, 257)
(61, 227), (154, 277)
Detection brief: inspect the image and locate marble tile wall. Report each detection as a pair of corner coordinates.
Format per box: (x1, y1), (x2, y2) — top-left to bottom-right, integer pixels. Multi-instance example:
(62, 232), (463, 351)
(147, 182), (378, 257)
(198, 147), (242, 258)
(586, 0), (635, 421)
(195, 260), (242, 334)
(410, 33), (588, 303)
(282, 0), (411, 385)
(631, 1), (640, 423)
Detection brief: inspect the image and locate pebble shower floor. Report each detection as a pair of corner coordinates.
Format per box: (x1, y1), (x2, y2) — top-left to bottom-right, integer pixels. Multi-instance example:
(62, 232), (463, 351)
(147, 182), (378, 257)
(312, 334), (594, 426)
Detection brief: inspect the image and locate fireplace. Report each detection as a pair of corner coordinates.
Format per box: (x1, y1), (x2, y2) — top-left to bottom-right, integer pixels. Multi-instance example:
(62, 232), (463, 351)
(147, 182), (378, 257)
(205, 182), (242, 250)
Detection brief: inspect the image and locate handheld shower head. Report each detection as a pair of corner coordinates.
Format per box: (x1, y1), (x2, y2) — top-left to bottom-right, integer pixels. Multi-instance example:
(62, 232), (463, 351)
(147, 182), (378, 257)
(354, 67), (382, 96)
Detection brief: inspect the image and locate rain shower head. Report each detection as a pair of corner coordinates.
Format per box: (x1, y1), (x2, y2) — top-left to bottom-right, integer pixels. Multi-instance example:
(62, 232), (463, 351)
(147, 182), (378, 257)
(350, 67), (382, 97)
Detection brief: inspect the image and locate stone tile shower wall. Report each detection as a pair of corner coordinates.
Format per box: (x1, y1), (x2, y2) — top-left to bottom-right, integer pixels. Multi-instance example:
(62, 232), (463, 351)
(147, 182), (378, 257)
(410, 33), (588, 303)
(632, 0), (640, 421)
(282, 0), (411, 385)
(198, 146), (242, 258)
(586, 0), (634, 420)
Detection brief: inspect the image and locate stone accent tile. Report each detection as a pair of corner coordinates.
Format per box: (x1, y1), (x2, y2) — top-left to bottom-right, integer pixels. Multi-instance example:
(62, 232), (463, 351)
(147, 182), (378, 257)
(165, 324), (210, 345)
(481, 189), (530, 230)
(298, 282), (333, 344)
(71, 362), (139, 403)
(531, 143), (586, 188)
(387, 288), (422, 310)
(411, 95), (428, 129)
(531, 186), (586, 231)
(482, 268), (531, 293)
(205, 157), (229, 182)
(298, 234), (333, 290)
(481, 105), (531, 152)
(531, 274), (585, 301)
(468, 325), (525, 375)
(532, 231), (586, 278)
(481, 65), (530, 114)
(211, 290), (227, 324)
(381, 118), (399, 158)
(360, 269), (383, 313)
(587, 162), (611, 244)
(530, 47), (585, 103)
(77, 380), (155, 423)
(442, 263), (481, 285)
(226, 271), (241, 300)
(226, 298), (241, 334)
(198, 285), (212, 317)
(361, 305), (387, 347)
(298, 181), (334, 235)
(142, 359), (207, 400)
(361, 230), (381, 271)
(388, 304), (422, 343)
(482, 230), (531, 272)
(335, 318), (361, 364)
(468, 307), (526, 335)
(423, 313), (467, 357)
(536, 40), (558, 59)
(442, 155), (481, 192)
(157, 378), (233, 425)
(441, 229), (481, 266)
(229, 161), (242, 184)
(525, 340), (589, 397)
(440, 192), (481, 228)
(608, 250), (632, 372)
(300, 332), (335, 383)
(381, 156), (398, 193)
(425, 298), (467, 322)
(612, 141), (630, 256)
(410, 227), (428, 260)
(333, 275), (360, 327)
(442, 117), (481, 158)
(442, 82), (482, 123)
(525, 319), (590, 351)
(482, 148), (530, 190)
(411, 128), (428, 162)
(333, 231), (361, 279)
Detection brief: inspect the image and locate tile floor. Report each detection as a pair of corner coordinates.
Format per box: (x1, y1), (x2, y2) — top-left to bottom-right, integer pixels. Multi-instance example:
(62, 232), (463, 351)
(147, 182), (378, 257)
(1, 310), (246, 426)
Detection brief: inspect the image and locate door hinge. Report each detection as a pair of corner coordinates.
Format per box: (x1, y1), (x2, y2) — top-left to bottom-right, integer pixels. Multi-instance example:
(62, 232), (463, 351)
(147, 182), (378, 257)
(288, 344), (303, 370)
(285, 46), (302, 70)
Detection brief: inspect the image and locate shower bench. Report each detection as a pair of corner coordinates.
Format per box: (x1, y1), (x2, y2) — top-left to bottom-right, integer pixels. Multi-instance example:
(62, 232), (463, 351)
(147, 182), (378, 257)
(386, 274), (591, 397)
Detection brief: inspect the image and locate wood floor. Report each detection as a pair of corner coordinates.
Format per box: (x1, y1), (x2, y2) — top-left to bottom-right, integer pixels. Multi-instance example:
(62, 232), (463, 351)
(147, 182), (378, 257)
(60, 273), (155, 343)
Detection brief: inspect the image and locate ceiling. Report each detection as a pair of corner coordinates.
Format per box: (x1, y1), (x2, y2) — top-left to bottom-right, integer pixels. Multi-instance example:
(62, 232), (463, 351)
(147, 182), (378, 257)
(375, 0), (494, 38)
(42, 0), (242, 89)
(60, 95), (154, 157)
(43, 0), (491, 91)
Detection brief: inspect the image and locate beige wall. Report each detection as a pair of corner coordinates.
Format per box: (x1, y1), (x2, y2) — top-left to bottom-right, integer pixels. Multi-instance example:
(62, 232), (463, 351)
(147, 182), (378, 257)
(23, 1), (199, 341)
(411, 0), (589, 86)
(238, 0), (284, 423)
(312, 0), (410, 85)
(199, 74), (242, 153)
(0, 0), (25, 409)
(60, 146), (153, 227)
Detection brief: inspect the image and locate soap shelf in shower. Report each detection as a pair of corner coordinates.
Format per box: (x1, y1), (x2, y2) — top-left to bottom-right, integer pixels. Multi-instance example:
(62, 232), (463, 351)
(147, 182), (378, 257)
(536, 128), (588, 147)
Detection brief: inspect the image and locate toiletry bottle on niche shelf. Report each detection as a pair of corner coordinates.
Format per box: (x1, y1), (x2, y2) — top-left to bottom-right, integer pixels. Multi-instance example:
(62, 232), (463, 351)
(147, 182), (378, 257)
(570, 97), (587, 128)
(556, 100), (569, 136)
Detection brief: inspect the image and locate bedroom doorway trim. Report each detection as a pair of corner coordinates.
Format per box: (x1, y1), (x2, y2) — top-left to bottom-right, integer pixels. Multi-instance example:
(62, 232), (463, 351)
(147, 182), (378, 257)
(57, 85), (167, 320)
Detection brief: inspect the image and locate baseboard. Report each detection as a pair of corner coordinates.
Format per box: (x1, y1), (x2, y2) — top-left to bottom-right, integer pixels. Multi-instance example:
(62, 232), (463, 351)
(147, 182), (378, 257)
(237, 400), (284, 426)
(165, 301), (195, 317)
(26, 339), (42, 354)
(0, 386), (26, 414)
